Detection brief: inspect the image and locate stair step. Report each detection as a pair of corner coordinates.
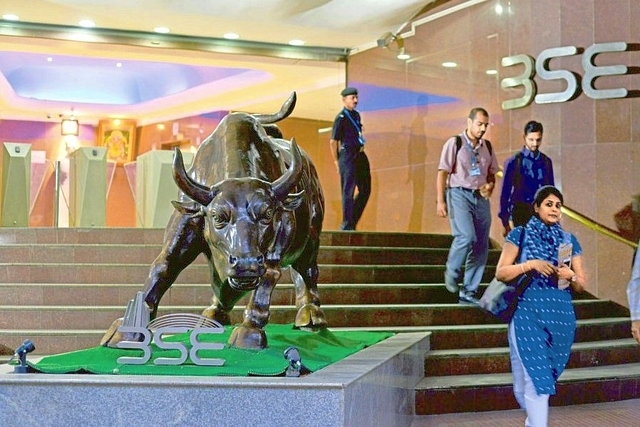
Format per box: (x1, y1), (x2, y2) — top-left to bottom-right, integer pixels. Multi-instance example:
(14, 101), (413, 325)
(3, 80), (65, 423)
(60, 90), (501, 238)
(425, 338), (640, 376)
(0, 263), (497, 284)
(0, 228), (452, 248)
(424, 317), (632, 349)
(415, 363), (640, 415)
(0, 244), (498, 266)
(0, 282), (449, 307)
(0, 299), (623, 330)
(4, 282), (543, 307)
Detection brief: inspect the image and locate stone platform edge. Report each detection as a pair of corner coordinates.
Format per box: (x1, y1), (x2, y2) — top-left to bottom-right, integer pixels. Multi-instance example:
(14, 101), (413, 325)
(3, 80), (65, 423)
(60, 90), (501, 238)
(0, 331), (430, 427)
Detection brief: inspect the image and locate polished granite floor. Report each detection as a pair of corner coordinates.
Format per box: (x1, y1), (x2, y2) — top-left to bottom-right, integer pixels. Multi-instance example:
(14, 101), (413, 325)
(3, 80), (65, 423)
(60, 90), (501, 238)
(411, 398), (640, 426)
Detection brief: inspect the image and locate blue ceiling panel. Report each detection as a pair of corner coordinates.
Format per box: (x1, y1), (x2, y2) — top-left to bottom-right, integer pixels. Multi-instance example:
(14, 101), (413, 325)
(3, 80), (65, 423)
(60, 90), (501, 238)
(350, 82), (458, 112)
(0, 51), (263, 105)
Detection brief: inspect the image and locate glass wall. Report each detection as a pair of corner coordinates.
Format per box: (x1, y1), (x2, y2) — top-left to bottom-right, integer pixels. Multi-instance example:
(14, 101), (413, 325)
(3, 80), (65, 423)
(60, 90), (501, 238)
(345, 0), (640, 306)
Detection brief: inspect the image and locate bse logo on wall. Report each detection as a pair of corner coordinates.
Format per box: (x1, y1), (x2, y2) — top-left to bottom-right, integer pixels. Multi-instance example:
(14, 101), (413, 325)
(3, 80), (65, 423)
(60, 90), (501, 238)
(500, 42), (639, 110)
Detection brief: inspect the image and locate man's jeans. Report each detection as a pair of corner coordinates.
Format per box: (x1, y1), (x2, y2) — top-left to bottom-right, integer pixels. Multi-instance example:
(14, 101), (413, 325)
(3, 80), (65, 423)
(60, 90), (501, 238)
(445, 187), (492, 295)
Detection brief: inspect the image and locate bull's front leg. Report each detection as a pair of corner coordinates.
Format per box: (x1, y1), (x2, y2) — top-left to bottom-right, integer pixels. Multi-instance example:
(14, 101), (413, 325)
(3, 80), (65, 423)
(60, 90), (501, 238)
(291, 266), (327, 329)
(227, 268), (280, 349)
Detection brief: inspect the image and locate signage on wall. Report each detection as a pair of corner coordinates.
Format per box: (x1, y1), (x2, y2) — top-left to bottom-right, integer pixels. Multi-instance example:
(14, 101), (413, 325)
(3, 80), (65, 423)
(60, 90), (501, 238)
(500, 42), (638, 110)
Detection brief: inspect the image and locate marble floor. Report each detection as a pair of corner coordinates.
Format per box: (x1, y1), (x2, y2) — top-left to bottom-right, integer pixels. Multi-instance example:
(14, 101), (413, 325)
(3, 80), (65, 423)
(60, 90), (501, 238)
(411, 398), (640, 426)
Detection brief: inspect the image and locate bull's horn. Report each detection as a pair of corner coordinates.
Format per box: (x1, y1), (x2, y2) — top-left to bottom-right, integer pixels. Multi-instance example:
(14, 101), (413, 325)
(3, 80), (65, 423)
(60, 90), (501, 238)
(172, 148), (214, 206)
(255, 92), (296, 124)
(272, 138), (303, 200)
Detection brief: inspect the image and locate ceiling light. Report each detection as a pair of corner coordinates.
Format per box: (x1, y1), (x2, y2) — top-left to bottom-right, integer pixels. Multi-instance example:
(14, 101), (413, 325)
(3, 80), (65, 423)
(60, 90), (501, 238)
(223, 33), (240, 40)
(116, 62), (123, 68)
(154, 26), (170, 34)
(78, 19), (95, 28)
(2, 14), (20, 21)
(486, 69), (498, 75)
(442, 62), (457, 68)
(47, 57), (53, 62)
(397, 48), (411, 60)
(289, 39), (305, 46)
(61, 118), (79, 136)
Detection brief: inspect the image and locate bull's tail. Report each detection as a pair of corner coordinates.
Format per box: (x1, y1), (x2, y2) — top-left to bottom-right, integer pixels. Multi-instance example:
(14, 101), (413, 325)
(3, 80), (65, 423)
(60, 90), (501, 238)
(254, 92), (296, 124)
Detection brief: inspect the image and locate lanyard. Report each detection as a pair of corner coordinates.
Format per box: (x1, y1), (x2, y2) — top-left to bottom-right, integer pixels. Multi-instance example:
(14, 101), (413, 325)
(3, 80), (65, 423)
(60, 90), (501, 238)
(343, 108), (362, 134)
(343, 108), (365, 146)
(462, 133), (480, 169)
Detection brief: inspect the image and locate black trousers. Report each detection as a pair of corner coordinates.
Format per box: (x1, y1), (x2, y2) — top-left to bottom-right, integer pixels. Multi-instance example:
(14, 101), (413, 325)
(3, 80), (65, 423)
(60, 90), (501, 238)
(339, 151), (371, 230)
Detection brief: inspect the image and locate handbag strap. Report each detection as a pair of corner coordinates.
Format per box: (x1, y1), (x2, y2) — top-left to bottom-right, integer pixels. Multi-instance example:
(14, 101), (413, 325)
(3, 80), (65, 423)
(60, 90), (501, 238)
(515, 227), (527, 264)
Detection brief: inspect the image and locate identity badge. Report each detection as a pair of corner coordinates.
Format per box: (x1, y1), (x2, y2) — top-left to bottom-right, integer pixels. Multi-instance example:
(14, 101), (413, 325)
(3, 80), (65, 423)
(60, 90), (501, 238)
(558, 242), (572, 267)
(469, 165), (481, 176)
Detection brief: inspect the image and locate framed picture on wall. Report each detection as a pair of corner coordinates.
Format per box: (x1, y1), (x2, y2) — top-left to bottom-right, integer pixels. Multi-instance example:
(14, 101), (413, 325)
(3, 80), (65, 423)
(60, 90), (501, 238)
(97, 119), (137, 164)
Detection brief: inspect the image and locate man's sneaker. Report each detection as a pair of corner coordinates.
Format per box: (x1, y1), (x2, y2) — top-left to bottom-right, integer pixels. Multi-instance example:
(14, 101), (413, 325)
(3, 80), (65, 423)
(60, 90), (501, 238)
(458, 292), (478, 305)
(444, 271), (458, 293)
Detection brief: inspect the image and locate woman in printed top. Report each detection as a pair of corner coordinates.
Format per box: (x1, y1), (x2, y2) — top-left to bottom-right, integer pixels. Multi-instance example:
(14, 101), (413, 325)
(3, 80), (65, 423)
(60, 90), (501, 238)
(495, 185), (586, 427)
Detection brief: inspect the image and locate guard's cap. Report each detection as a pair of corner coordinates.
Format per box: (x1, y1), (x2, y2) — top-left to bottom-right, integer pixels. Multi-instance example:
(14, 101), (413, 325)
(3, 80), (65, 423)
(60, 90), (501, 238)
(341, 87), (358, 97)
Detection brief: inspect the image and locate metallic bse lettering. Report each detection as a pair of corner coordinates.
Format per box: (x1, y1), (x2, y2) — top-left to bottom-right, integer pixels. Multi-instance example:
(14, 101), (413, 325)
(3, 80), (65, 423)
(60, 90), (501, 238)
(534, 46), (581, 104)
(501, 54), (536, 110)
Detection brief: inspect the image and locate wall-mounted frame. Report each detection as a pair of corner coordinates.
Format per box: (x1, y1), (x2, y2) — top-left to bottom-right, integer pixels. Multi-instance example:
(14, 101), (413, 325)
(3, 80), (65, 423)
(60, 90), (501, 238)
(98, 119), (137, 164)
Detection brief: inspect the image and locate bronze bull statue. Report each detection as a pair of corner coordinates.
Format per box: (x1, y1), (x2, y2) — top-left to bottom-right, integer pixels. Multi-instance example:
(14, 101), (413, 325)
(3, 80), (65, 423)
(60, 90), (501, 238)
(103, 92), (326, 349)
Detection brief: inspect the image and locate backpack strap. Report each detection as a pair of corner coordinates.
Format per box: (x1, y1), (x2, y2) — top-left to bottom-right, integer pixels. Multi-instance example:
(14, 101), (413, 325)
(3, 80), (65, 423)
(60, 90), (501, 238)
(513, 151), (524, 191)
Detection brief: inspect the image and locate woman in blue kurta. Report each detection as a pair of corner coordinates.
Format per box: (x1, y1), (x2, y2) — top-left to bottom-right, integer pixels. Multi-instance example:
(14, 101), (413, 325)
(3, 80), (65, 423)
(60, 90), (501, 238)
(495, 185), (586, 427)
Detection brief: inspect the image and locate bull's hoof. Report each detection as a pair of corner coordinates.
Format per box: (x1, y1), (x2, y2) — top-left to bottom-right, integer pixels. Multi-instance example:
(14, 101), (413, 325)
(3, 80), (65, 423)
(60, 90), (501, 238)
(228, 325), (267, 349)
(294, 304), (327, 329)
(201, 306), (231, 325)
(99, 318), (145, 348)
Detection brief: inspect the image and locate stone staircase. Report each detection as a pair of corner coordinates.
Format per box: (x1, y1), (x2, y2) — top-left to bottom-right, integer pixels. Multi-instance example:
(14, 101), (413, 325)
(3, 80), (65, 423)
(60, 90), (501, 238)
(0, 227), (636, 415)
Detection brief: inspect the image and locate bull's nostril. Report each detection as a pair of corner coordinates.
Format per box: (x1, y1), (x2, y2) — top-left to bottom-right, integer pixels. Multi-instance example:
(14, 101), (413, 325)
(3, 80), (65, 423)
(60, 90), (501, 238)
(229, 255), (238, 265)
(256, 255), (264, 265)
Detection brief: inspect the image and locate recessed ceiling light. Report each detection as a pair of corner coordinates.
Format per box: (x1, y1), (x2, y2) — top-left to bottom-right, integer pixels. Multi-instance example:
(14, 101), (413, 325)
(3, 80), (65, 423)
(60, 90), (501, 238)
(154, 26), (170, 34)
(47, 57), (53, 62)
(442, 62), (457, 68)
(78, 19), (95, 28)
(486, 69), (498, 75)
(2, 14), (20, 21)
(115, 62), (123, 68)
(223, 33), (240, 40)
(288, 39), (305, 46)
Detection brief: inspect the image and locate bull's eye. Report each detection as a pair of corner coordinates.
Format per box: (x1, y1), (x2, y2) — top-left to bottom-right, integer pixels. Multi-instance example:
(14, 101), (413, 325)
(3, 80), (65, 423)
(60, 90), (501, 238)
(261, 207), (274, 224)
(210, 208), (229, 229)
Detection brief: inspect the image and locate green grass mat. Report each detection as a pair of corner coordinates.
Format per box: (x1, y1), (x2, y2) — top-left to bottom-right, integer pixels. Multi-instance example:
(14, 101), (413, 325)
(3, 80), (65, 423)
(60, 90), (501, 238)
(29, 324), (393, 376)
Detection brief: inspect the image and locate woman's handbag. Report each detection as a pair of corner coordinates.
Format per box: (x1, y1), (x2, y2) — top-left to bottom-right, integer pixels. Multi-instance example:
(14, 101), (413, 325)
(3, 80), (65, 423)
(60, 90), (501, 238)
(477, 229), (531, 323)
(478, 274), (532, 323)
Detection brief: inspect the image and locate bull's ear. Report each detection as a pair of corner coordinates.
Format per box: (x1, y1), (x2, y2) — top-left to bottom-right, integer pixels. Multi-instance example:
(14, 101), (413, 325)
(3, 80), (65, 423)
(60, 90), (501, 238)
(171, 200), (201, 215)
(282, 190), (304, 211)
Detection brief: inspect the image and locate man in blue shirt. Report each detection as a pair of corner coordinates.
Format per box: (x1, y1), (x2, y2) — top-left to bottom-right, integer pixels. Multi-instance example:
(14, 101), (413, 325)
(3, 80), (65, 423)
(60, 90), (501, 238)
(499, 121), (555, 236)
(329, 87), (371, 231)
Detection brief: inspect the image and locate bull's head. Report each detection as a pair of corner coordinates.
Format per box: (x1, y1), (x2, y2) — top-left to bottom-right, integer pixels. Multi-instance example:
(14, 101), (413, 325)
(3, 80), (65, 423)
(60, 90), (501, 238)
(172, 138), (304, 291)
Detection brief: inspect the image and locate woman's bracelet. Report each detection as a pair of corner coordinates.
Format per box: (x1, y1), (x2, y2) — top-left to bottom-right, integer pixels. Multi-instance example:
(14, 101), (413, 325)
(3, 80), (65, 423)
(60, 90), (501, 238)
(520, 261), (529, 274)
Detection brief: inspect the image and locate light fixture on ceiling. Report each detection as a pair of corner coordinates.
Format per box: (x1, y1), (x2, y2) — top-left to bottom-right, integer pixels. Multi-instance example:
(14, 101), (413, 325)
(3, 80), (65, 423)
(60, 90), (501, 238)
(397, 47), (411, 60)
(78, 19), (95, 28)
(61, 118), (79, 136)
(377, 31), (410, 60)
